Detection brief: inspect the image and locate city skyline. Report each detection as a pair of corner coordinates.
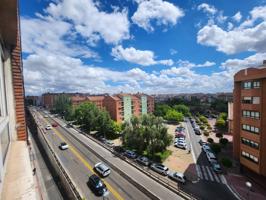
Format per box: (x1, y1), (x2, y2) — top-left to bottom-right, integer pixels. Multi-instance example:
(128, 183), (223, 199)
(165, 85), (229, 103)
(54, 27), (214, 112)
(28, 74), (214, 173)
(21, 0), (266, 95)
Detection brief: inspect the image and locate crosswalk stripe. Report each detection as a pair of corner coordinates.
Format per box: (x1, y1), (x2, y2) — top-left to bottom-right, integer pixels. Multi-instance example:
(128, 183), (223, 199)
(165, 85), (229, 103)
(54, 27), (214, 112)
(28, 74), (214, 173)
(201, 166), (208, 180)
(211, 168), (220, 183)
(220, 175), (227, 184)
(205, 166), (214, 181)
(196, 165), (203, 179)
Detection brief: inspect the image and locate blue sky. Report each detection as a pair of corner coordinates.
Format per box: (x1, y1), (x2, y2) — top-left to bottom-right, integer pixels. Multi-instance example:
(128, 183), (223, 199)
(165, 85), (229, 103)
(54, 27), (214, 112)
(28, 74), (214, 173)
(20, 0), (266, 95)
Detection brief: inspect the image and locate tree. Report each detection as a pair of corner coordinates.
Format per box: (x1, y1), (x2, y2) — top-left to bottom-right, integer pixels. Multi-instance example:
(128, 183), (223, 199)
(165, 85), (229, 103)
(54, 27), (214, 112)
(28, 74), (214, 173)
(164, 109), (184, 123)
(215, 119), (226, 130)
(210, 143), (221, 154)
(154, 104), (171, 117)
(53, 94), (72, 118)
(173, 104), (190, 116)
(122, 115), (172, 159)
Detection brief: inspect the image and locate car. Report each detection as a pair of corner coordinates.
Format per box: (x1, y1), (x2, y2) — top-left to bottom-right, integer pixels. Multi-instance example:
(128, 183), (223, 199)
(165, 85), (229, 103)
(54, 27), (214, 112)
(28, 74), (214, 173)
(113, 146), (125, 154)
(175, 127), (185, 132)
(88, 174), (108, 196)
(45, 125), (52, 130)
(104, 140), (114, 147)
(94, 162), (111, 177)
(136, 156), (150, 166)
(206, 152), (217, 162)
(175, 138), (185, 143)
(168, 172), (186, 184)
(194, 129), (201, 135)
(150, 163), (169, 176)
(202, 144), (211, 153)
(211, 161), (222, 173)
(124, 150), (138, 159)
(199, 139), (207, 146)
(44, 115), (49, 118)
(52, 123), (58, 127)
(175, 133), (186, 138)
(59, 142), (69, 150)
(174, 142), (187, 150)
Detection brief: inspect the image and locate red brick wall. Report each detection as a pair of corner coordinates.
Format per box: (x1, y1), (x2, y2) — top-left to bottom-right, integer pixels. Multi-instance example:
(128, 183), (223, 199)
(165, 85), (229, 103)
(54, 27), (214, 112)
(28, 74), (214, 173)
(11, 4), (27, 140)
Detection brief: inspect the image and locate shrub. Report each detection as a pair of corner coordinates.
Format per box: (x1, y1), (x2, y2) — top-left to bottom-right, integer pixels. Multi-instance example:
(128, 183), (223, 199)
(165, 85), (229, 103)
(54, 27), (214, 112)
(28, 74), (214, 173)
(207, 126), (212, 130)
(200, 125), (205, 130)
(221, 157), (232, 168)
(207, 138), (214, 143)
(216, 133), (223, 138)
(210, 143), (221, 154)
(204, 131), (209, 136)
(220, 138), (229, 146)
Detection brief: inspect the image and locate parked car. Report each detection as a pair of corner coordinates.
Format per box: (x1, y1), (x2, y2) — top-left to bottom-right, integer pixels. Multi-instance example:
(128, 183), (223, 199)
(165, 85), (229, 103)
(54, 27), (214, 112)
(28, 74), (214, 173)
(175, 133), (186, 138)
(194, 129), (201, 135)
(175, 138), (185, 143)
(199, 139), (207, 146)
(45, 125), (52, 130)
(59, 142), (69, 150)
(44, 115), (49, 118)
(202, 144), (211, 153)
(124, 150), (138, 159)
(150, 163), (169, 176)
(52, 123), (58, 127)
(136, 156), (150, 166)
(94, 162), (111, 177)
(211, 161), (222, 173)
(168, 172), (186, 184)
(113, 146), (125, 154)
(206, 152), (217, 162)
(104, 140), (114, 147)
(88, 174), (108, 196)
(174, 142), (187, 150)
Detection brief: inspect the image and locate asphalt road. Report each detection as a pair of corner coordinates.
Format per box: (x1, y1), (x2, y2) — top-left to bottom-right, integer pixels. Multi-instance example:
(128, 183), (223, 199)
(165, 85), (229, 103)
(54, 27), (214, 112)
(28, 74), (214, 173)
(32, 108), (185, 200)
(180, 118), (239, 200)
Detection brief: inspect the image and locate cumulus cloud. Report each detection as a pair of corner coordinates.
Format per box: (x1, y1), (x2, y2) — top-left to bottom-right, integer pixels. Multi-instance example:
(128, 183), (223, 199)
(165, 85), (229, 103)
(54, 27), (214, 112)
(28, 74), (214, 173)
(45, 0), (130, 44)
(132, 0), (184, 31)
(197, 3), (217, 15)
(232, 11), (242, 22)
(111, 45), (173, 66)
(176, 60), (216, 68)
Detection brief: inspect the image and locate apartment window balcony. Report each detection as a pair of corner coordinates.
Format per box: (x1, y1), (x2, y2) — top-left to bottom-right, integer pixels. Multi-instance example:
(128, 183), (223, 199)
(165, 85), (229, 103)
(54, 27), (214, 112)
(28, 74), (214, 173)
(242, 110), (260, 119)
(242, 97), (260, 104)
(242, 124), (259, 134)
(241, 138), (259, 149)
(241, 151), (259, 164)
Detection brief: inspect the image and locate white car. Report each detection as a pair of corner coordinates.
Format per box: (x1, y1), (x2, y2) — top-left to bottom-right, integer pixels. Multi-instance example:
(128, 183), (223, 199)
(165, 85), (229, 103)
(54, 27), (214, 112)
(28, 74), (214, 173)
(45, 125), (52, 130)
(94, 162), (111, 177)
(175, 138), (185, 143)
(168, 172), (186, 184)
(174, 141), (187, 149)
(44, 115), (49, 118)
(59, 142), (69, 150)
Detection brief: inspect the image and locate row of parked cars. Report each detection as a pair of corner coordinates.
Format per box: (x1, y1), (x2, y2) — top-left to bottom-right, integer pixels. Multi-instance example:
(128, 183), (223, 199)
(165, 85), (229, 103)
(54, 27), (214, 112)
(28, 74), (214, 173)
(189, 118), (202, 135)
(174, 126), (187, 150)
(113, 147), (187, 184)
(200, 141), (222, 173)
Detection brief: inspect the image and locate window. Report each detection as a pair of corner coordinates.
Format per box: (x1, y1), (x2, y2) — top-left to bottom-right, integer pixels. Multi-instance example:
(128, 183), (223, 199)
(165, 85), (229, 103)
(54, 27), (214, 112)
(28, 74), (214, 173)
(242, 97), (260, 104)
(242, 124), (260, 134)
(243, 81), (252, 89)
(253, 97), (260, 104)
(242, 110), (260, 119)
(242, 137), (259, 149)
(241, 151), (259, 164)
(253, 81), (260, 88)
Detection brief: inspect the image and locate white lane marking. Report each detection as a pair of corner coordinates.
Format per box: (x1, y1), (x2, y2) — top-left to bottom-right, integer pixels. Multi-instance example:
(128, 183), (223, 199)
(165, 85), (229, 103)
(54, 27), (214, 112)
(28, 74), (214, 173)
(212, 168), (220, 183)
(206, 166), (214, 181)
(201, 166), (208, 180)
(196, 165), (203, 179)
(220, 174), (227, 184)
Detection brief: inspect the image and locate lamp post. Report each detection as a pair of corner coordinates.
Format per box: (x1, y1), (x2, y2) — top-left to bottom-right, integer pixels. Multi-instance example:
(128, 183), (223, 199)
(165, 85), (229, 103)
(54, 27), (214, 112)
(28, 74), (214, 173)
(246, 181), (252, 200)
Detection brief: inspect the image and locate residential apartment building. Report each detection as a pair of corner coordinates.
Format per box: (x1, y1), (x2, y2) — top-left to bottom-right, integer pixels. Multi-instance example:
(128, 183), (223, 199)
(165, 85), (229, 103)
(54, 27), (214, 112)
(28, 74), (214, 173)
(0, 0), (33, 198)
(232, 62), (266, 176)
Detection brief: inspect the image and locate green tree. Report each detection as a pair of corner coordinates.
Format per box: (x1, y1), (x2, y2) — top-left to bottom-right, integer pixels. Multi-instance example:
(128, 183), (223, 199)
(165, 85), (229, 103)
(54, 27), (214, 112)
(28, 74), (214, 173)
(122, 115), (172, 159)
(154, 104), (171, 117)
(164, 109), (184, 123)
(53, 94), (72, 118)
(173, 104), (190, 116)
(215, 118), (226, 129)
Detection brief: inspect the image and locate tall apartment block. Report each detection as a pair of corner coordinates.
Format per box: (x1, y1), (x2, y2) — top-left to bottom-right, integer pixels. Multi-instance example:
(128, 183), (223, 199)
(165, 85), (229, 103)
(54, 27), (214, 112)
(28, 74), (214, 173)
(0, 0), (31, 197)
(233, 62), (266, 176)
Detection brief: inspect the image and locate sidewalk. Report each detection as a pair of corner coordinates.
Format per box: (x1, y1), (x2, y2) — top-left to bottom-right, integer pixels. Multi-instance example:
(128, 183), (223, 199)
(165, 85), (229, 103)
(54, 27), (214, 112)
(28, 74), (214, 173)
(1, 141), (36, 200)
(225, 173), (266, 200)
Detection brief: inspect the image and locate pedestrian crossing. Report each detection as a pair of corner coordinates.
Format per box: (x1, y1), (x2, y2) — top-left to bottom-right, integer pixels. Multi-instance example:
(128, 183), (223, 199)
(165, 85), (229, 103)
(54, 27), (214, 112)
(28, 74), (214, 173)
(196, 165), (227, 184)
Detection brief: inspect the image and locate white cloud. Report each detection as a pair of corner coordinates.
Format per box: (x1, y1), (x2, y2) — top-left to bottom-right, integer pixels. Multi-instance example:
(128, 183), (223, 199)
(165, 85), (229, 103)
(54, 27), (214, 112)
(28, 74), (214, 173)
(176, 60), (216, 68)
(132, 0), (184, 31)
(111, 45), (173, 66)
(170, 48), (178, 55)
(232, 11), (242, 22)
(197, 8), (266, 55)
(227, 22), (234, 30)
(45, 0), (130, 44)
(197, 3), (217, 15)
(216, 11), (227, 23)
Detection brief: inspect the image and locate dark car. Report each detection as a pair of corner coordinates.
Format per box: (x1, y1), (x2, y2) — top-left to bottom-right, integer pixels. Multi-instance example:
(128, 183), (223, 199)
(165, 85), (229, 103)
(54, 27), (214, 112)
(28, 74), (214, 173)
(199, 139), (207, 146)
(52, 123), (58, 127)
(113, 146), (125, 154)
(124, 150), (138, 159)
(88, 174), (108, 196)
(194, 129), (201, 135)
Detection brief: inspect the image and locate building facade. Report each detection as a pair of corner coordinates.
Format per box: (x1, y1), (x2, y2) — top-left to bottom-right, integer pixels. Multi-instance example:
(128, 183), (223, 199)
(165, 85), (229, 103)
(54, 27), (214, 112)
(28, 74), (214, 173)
(233, 63), (266, 176)
(0, 0), (27, 192)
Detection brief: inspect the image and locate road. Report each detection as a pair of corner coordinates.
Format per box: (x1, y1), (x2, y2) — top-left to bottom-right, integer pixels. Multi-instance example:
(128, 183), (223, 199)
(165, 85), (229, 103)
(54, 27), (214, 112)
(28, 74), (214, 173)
(180, 118), (239, 200)
(31, 107), (184, 200)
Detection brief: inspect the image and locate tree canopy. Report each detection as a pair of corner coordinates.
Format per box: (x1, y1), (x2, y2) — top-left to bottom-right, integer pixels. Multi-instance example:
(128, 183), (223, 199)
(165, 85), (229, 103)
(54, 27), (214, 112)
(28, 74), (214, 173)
(164, 109), (184, 123)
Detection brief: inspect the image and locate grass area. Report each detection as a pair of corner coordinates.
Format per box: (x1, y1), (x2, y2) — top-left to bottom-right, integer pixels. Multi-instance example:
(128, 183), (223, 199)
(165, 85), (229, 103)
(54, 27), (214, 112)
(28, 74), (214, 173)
(155, 150), (172, 162)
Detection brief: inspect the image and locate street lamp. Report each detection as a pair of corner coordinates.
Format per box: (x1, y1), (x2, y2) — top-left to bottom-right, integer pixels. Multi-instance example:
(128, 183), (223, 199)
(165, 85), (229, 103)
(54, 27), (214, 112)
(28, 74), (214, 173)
(246, 181), (252, 200)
